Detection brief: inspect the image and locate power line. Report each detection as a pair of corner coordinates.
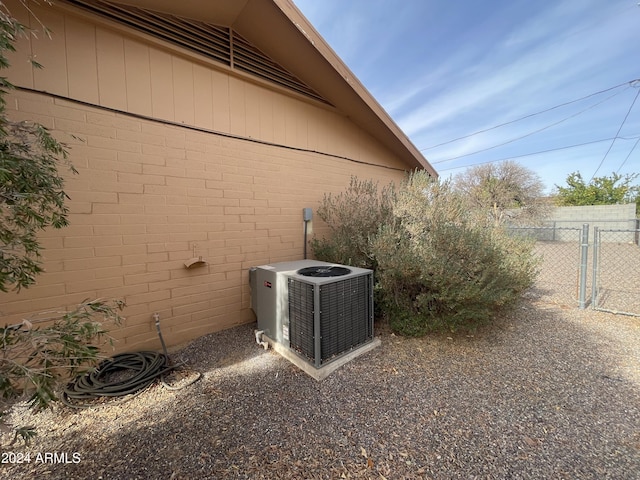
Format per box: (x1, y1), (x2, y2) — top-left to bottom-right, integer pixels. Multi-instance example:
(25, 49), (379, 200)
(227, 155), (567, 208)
(615, 135), (640, 174)
(419, 79), (637, 151)
(588, 87), (640, 181)
(431, 88), (627, 165)
(437, 135), (640, 172)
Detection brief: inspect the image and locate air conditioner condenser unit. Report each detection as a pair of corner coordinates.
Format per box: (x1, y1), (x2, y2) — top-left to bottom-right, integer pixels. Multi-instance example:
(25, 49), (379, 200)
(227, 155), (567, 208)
(249, 260), (377, 375)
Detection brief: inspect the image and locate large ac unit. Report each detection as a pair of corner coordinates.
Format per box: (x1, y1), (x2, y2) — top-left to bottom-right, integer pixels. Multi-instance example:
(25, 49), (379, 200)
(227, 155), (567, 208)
(249, 260), (374, 369)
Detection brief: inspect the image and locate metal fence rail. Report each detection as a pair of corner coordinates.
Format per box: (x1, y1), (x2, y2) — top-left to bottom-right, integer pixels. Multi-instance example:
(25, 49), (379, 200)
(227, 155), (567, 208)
(592, 227), (640, 317)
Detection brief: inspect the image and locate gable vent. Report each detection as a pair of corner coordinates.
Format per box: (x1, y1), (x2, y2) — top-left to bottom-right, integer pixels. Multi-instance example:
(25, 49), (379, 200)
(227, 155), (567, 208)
(63, 0), (330, 104)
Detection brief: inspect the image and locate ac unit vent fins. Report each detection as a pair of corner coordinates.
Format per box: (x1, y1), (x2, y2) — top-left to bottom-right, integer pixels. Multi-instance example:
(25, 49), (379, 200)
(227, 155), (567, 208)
(289, 275), (373, 365)
(64, 0), (330, 104)
(288, 279), (315, 361)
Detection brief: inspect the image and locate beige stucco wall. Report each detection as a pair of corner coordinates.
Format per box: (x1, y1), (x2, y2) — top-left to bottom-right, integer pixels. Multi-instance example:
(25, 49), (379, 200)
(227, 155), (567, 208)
(0, 2), (411, 351)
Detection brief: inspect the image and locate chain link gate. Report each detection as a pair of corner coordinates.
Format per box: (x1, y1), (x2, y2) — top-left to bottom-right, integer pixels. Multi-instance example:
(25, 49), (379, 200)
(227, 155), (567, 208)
(509, 223), (640, 316)
(592, 226), (640, 317)
(507, 226), (588, 307)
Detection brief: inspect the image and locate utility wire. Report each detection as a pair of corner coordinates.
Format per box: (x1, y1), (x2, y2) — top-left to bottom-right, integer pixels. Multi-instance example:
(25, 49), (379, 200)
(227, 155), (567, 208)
(431, 89), (626, 165)
(437, 135), (640, 172)
(589, 87), (640, 181)
(616, 136), (640, 173)
(419, 79), (636, 151)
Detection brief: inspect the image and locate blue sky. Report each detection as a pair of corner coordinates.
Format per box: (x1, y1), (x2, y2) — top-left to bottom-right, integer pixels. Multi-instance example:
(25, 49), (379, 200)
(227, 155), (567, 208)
(294, 0), (640, 194)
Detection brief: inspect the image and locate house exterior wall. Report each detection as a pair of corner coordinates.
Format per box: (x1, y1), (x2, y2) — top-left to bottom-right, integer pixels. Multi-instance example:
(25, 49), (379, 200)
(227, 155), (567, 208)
(0, 2), (410, 351)
(5, 1), (402, 169)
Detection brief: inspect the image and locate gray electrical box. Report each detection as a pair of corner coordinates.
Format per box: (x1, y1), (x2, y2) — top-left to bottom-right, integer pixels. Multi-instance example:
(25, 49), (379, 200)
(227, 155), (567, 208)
(302, 207), (312, 221)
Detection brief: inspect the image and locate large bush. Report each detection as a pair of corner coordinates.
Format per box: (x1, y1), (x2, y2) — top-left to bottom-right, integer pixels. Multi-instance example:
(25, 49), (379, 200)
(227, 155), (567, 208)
(311, 177), (395, 318)
(311, 176), (394, 270)
(312, 171), (538, 335)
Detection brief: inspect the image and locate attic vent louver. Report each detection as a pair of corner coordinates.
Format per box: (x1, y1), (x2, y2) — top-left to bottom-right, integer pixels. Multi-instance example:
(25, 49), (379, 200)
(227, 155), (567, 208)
(64, 0), (330, 104)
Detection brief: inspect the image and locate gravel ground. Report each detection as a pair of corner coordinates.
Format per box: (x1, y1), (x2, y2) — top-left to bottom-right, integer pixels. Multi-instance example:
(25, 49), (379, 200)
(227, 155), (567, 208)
(1, 286), (639, 480)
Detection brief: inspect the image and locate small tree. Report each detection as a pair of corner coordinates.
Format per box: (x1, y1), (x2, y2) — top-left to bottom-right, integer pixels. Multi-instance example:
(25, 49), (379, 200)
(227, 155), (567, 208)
(554, 171), (640, 209)
(1, 1), (75, 292)
(1, 300), (124, 444)
(453, 160), (549, 226)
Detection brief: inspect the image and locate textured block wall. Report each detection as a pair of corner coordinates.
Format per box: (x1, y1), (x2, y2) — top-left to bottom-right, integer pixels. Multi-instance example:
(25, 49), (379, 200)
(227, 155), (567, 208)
(0, 89), (406, 352)
(549, 204), (636, 230)
(540, 204), (638, 243)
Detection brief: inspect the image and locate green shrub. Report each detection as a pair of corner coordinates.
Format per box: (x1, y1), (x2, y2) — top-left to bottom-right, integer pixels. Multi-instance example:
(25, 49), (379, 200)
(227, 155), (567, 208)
(311, 177), (396, 318)
(379, 172), (538, 334)
(311, 176), (394, 270)
(313, 171), (538, 335)
(1, 299), (124, 444)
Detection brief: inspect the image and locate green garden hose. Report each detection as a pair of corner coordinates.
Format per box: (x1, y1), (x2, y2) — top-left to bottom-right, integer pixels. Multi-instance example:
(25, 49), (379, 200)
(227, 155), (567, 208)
(62, 351), (172, 407)
(62, 317), (201, 408)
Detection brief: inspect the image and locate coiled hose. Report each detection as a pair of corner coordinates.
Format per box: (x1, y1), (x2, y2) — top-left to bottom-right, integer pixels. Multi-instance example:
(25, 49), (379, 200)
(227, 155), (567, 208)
(62, 317), (201, 408)
(62, 351), (173, 407)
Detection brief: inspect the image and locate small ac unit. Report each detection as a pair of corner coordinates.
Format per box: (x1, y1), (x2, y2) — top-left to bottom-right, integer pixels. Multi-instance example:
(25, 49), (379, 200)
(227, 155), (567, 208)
(249, 260), (374, 368)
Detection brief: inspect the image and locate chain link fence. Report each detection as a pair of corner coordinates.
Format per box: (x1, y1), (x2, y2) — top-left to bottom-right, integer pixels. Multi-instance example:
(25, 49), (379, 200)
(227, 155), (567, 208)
(508, 223), (640, 317)
(507, 226), (586, 307)
(592, 227), (640, 316)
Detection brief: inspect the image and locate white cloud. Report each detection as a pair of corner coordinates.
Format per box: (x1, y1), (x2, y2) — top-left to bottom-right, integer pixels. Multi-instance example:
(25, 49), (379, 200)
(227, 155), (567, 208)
(294, 0), (640, 190)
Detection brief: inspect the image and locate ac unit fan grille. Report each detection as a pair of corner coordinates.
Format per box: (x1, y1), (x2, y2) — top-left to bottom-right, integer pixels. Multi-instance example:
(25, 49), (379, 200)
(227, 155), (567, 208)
(288, 275), (373, 365)
(297, 266), (351, 277)
(320, 277), (372, 360)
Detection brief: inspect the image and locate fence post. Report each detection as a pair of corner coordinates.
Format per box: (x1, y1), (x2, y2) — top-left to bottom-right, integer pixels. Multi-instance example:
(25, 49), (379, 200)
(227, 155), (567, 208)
(578, 223), (589, 309)
(591, 226), (599, 310)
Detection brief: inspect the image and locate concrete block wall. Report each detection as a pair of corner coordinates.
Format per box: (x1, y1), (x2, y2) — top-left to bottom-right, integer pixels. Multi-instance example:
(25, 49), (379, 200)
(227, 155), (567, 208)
(0, 89), (407, 352)
(546, 204), (638, 243)
(548, 204), (637, 230)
